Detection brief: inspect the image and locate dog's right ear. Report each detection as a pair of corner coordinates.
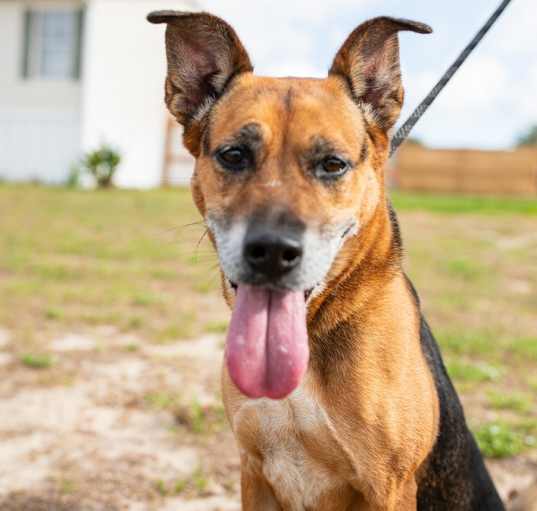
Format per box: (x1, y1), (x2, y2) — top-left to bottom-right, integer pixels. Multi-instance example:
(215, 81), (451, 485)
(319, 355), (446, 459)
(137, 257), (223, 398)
(148, 11), (253, 154)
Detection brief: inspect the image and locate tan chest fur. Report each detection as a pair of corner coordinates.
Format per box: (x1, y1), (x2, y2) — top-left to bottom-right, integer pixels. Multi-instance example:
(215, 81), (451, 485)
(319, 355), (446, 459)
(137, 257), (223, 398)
(229, 379), (359, 511)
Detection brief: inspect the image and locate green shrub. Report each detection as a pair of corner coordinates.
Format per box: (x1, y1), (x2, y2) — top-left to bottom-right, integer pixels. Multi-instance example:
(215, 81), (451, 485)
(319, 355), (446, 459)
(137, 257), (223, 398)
(78, 144), (121, 188)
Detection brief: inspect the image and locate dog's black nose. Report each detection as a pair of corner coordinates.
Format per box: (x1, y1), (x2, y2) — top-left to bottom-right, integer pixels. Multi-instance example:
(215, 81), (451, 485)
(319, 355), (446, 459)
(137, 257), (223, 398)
(244, 232), (303, 280)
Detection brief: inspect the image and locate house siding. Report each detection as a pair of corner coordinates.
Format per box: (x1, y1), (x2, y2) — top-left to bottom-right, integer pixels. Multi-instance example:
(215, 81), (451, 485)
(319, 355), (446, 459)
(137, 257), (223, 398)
(0, 0), (198, 186)
(0, 0), (82, 183)
(80, 0), (198, 188)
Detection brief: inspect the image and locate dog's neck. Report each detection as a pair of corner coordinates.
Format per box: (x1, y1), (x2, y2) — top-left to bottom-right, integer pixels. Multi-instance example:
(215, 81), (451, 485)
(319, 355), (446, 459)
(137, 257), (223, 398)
(308, 191), (404, 327)
(307, 194), (417, 387)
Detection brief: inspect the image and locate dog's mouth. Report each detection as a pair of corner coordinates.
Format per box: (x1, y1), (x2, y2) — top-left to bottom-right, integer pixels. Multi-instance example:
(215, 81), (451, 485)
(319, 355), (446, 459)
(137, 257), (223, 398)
(229, 281), (314, 301)
(225, 281), (310, 400)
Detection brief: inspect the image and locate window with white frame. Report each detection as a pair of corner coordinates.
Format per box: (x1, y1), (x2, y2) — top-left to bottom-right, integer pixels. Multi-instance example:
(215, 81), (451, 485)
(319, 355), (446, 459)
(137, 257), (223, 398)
(22, 8), (83, 80)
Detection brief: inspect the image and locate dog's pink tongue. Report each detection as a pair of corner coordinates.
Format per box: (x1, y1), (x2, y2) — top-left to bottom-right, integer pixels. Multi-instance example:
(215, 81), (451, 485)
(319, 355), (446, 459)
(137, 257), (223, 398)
(226, 284), (309, 399)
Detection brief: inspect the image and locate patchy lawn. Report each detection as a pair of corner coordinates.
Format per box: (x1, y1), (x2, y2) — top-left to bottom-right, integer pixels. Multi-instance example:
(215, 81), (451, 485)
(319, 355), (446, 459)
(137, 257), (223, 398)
(0, 185), (536, 509)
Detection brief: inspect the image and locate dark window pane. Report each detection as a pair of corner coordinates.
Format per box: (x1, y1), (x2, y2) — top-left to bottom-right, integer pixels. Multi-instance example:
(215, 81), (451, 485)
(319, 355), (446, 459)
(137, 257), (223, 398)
(22, 9), (81, 80)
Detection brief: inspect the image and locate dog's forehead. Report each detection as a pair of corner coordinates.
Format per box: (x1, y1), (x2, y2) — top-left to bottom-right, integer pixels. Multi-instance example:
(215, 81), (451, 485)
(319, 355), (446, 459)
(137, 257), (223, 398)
(209, 74), (365, 148)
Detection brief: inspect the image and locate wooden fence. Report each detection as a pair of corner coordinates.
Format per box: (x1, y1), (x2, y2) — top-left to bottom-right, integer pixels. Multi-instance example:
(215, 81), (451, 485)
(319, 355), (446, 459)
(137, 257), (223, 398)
(393, 146), (537, 196)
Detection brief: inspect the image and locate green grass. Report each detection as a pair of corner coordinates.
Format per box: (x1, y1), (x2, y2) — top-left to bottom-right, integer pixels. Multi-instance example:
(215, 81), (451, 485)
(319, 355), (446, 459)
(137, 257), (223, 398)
(1, 184), (536, 459)
(144, 392), (226, 435)
(474, 421), (537, 458)
(192, 467), (209, 494)
(446, 360), (501, 384)
(508, 337), (537, 362)
(437, 331), (493, 357)
(391, 191), (537, 215)
(487, 391), (533, 414)
(58, 478), (77, 495)
(154, 479), (168, 496)
(154, 469), (208, 497)
(206, 320), (229, 334)
(0, 185), (221, 340)
(174, 401), (227, 435)
(20, 353), (54, 369)
(144, 391), (179, 410)
(45, 307), (64, 320)
(444, 259), (484, 282)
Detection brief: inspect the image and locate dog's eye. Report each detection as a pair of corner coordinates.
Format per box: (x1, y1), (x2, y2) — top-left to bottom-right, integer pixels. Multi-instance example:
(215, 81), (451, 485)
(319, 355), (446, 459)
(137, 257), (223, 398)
(216, 146), (251, 171)
(317, 156), (349, 179)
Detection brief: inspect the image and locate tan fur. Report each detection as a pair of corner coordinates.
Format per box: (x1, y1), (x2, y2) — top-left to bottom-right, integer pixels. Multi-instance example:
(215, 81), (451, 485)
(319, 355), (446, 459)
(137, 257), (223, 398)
(193, 75), (439, 510)
(150, 11), (438, 510)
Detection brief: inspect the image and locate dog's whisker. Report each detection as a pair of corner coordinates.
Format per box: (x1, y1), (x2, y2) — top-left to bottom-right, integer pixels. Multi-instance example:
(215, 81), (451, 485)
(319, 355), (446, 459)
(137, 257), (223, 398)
(196, 227), (210, 251)
(167, 220), (206, 232)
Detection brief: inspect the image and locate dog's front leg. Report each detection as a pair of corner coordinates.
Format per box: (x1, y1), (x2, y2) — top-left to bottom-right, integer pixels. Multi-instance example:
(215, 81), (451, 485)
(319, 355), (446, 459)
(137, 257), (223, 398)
(368, 478), (417, 511)
(241, 464), (282, 511)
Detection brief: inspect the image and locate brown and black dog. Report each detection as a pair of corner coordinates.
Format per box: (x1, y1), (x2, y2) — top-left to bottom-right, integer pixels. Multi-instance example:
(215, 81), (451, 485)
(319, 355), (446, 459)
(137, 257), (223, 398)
(148, 10), (505, 510)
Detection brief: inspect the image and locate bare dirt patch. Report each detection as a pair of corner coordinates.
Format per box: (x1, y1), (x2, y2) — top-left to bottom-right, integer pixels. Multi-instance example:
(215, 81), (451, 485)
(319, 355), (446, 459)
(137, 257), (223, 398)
(0, 328), (239, 511)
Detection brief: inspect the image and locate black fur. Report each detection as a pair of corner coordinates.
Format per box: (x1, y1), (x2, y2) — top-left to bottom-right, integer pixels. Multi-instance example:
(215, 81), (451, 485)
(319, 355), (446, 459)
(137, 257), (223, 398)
(404, 277), (505, 510)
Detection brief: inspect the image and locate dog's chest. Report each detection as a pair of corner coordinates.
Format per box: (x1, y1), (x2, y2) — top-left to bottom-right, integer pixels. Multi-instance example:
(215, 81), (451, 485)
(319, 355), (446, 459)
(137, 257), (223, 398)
(233, 388), (348, 509)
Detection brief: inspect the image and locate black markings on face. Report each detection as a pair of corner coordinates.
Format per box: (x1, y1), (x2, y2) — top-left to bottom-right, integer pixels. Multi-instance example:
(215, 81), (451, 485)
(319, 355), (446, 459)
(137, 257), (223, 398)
(232, 123), (264, 152)
(212, 123), (264, 174)
(300, 136), (355, 182)
(303, 136), (342, 163)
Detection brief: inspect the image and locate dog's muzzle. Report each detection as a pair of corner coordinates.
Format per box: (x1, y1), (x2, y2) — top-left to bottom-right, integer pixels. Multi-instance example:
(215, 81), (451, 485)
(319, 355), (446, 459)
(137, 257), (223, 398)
(237, 209), (306, 289)
(243, 226), (303, 283)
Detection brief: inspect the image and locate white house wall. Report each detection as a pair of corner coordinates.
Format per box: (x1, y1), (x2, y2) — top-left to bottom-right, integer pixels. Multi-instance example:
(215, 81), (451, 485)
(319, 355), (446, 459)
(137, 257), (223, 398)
(0, 0), (82, 183)
(81, 0), (198, 188)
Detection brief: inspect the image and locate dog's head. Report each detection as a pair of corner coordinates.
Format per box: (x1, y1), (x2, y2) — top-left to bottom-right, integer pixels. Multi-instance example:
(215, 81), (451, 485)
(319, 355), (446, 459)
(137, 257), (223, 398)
(149, 11), (431, 399)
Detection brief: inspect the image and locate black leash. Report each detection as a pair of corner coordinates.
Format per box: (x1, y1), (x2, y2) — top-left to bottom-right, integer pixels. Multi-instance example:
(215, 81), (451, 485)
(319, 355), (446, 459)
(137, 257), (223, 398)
(390, 0), (513, 157)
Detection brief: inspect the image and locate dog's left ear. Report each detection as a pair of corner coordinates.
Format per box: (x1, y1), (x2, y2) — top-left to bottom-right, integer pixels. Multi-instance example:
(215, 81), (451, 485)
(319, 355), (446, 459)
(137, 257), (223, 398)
(148, 11), (253, 155)
(330, 17), (432, 131)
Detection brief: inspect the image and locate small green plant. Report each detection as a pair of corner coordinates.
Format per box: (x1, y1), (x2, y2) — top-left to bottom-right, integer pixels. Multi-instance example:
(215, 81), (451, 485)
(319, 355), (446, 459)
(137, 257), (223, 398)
(206, 320), (228, 334)
(190, 401), (207, 434)
(173, 479), (187, 495)
(474, 422), (533, 458)
(126, 317), (143, 330)
(144, 392), (178, 410)
(21, 353), (54, 369)
(78, 144), (121, 188)
(154, 477), (188, 497)
(58, 478), (77, 495)
(174, 400), (226, 434)
(132, 293), (161, 307)
(65, 165), (81, 188)
(45, 307), (63, 320)
(155, 479), (168, 496)
(192, 467), (209, 494)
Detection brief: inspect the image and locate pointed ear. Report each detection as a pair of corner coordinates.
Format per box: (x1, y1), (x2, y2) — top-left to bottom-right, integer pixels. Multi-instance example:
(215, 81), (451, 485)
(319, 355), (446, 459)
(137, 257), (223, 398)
(148, 11), (253, 151)
(330, 17), (431, 131)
